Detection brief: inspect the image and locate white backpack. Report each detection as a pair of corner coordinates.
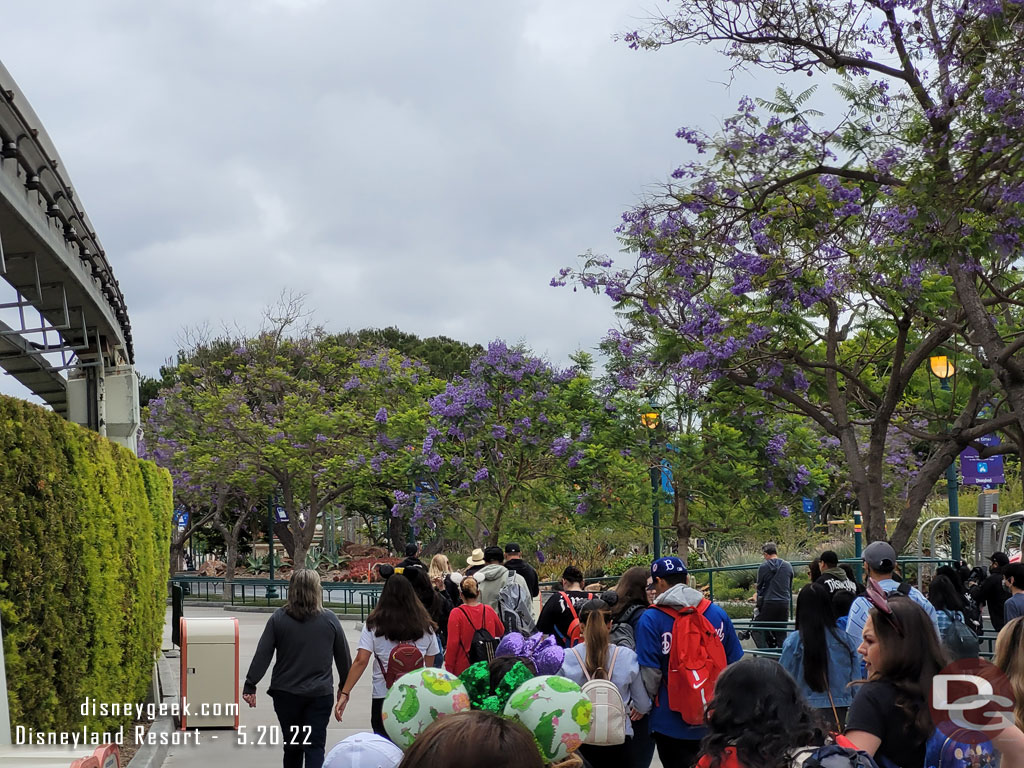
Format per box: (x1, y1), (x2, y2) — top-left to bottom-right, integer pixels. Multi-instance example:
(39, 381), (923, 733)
(571, 645), (627, 746)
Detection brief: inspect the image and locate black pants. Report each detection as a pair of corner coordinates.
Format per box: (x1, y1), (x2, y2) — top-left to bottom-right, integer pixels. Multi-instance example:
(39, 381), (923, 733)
(652, 732), (701, 768)
(371, 697), (387, 739)
(579, 740), (630, 768)
(271, 691), (333, 768)
(627, 714), (656, 768)
(756, 602), (789, 648)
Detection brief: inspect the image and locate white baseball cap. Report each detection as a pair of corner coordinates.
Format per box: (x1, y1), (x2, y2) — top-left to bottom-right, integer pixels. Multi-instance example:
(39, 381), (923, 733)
(324, 733), (403, 768)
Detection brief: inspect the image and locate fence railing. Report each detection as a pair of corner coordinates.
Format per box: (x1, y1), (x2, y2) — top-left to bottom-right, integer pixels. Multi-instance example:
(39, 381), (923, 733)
(169, 575), (383, 617)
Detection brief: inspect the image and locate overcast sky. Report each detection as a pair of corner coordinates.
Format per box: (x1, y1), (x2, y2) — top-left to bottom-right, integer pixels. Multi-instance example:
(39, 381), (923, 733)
(0, 0), (775, 401)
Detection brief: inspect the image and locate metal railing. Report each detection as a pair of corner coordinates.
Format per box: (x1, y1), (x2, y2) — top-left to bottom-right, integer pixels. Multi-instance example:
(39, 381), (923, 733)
(169, 575), (383, 615)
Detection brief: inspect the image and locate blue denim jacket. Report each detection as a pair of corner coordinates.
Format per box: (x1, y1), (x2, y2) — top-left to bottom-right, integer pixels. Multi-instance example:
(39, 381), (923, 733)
(779, 627), (861, 709)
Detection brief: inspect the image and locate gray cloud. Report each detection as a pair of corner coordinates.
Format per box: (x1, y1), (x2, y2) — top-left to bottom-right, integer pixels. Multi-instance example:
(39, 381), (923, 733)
(0, 0), (781, 404)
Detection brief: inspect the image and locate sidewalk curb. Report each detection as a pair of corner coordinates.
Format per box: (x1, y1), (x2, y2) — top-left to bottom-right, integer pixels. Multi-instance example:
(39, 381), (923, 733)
(127, 651), (178, 768)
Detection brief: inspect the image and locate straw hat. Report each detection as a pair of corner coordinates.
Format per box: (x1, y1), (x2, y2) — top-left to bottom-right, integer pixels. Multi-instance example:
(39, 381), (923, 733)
(466, 548), (485, 567)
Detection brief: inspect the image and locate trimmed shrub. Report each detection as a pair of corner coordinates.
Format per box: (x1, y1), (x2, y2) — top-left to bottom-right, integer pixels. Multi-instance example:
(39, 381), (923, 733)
(0, 395), (172, 731)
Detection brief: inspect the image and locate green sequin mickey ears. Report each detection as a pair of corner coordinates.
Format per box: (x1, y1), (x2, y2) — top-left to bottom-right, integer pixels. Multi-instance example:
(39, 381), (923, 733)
(458, 660), (535, 713)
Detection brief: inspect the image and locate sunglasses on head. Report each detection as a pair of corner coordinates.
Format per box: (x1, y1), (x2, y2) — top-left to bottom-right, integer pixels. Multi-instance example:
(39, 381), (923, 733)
(864, 578), (905, 636)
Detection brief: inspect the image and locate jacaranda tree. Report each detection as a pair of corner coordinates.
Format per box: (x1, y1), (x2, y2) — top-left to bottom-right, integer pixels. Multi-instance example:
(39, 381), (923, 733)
(390, 341), (643, 548)
(146, 330), (436, 568)
(560, 0), (1024, 548)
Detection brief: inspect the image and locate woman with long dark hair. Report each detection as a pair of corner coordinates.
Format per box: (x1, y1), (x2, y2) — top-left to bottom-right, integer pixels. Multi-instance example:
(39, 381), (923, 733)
(243, 569), (352, 768)
(697, 657), (818, 768)
(559, 598), (650, 768)
(335, 573), (438, 738)
(844, 586), (947, 766)
(611, 566), (650, 627)
(928, 573), (967, 638)
(780, 583), (859, 730)
(403, 565), (453, 668)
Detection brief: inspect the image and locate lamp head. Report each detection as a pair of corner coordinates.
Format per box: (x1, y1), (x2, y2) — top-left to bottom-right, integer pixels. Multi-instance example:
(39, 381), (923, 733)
(929, 356), (955, 379)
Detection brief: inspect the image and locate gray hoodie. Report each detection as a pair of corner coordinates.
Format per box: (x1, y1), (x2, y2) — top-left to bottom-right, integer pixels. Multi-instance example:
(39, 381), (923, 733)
(476, 563), (529, 614)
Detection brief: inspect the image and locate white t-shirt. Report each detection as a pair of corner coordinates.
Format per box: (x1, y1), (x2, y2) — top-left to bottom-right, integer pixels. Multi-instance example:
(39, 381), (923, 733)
(359, 625), (440, 698)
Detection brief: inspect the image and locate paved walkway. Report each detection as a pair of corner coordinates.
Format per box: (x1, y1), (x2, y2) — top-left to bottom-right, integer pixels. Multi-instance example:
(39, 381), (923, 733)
(159, 605), (663, 767)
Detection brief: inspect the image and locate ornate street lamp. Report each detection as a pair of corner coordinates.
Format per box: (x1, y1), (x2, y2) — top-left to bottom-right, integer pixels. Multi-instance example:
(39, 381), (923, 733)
(641, 405), (661, 557)
(929, 356), (960, 563)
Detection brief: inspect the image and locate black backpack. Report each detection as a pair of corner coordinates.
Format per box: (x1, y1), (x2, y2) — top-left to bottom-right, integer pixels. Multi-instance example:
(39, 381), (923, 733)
(940, 610), (980, 659)
(461, 606), (498, 663)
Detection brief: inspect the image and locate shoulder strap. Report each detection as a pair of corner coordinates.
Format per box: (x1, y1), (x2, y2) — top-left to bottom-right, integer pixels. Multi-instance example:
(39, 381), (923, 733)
(697, 597), (712, 615)
(570, 646), (591, 681)
(460, 604), (482, 632)
(562, 592), (580, 622)
(608, 646), (620, 678)
(897, 581), (912, 596)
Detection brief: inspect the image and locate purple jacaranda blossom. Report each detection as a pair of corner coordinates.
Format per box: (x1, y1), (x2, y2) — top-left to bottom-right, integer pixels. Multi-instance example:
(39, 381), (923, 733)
(474, 467), (489, 482)
(552, 437), (572, 457)
(375, 407), (388, 424)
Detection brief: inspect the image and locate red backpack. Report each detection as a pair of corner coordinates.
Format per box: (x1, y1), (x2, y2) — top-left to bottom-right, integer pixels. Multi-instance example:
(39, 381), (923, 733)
(656, 599), (727, 725)
(375, 643), (424, 689)
(560, 591), (593, 647)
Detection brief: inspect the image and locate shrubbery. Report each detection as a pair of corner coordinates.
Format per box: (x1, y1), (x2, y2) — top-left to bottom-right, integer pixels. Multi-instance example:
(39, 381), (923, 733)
(0, 395), (172, 731)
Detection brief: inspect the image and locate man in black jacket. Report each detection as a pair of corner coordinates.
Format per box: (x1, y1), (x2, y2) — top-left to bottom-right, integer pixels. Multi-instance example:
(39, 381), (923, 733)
(815, 549), (858, 614)
(973, 552), (1011, 631)
(503, 542), (540, 598)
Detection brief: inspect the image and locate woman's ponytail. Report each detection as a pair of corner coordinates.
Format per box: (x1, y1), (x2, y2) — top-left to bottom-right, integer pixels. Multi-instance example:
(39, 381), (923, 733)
(583, 609), (611, 680)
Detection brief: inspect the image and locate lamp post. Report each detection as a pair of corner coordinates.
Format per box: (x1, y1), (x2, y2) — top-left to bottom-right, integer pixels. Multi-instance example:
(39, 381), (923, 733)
(266, 494), (278, 599)
(641, 404), (661, 557)
(930, 356), (961, 563)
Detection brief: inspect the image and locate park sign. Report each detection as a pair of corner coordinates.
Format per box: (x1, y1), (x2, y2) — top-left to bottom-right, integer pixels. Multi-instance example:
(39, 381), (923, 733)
(172, 506), (189, 531)
(960, 433), (1005, 487)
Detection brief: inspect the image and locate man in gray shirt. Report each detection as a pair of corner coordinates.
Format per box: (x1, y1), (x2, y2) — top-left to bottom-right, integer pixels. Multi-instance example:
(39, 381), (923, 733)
(755, 542), (793, 648)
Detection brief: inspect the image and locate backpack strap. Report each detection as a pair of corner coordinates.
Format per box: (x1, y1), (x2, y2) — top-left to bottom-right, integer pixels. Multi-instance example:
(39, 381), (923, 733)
(607, 645), (620, 678)
(562, 591), (581, 623)
(896, 581), (911, 596)
(459, 604), (483, 631)
(570, 645), (592, 682)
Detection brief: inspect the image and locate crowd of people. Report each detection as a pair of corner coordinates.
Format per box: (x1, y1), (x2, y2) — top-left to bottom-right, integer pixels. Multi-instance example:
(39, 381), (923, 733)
(240, 541), (1024, 768)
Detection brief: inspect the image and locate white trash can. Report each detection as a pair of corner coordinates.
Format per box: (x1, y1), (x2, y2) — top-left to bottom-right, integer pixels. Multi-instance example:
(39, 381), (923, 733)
(179, 617), (238, 729)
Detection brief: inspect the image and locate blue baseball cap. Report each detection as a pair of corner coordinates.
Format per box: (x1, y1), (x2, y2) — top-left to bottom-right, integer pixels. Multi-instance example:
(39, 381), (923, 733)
(651, 556), (688, 579)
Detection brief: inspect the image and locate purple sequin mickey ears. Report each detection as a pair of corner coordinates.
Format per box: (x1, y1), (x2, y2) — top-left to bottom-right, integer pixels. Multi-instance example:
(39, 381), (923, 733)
(495, 632), (564, 675)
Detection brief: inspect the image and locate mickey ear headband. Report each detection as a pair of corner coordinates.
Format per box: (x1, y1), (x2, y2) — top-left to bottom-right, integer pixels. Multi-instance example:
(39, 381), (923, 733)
(459, 660), (535, 713)
(494, 632), (565, 675)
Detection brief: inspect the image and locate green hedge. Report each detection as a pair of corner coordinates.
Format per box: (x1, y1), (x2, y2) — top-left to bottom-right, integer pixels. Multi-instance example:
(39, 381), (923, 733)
(0, 395), (172, 731)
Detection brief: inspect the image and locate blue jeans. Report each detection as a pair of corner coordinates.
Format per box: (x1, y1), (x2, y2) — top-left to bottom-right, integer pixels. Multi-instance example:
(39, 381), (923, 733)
(271, 691), (333, 768)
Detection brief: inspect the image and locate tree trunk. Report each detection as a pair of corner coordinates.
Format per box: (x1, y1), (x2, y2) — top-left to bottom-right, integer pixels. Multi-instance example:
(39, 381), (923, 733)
(388, 514), (407, 555)
(274, 522), (295, 560)
(950, 262), (1024, 440)
(169, 537), (185, 575)
(673, 491), (691, 560)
